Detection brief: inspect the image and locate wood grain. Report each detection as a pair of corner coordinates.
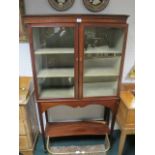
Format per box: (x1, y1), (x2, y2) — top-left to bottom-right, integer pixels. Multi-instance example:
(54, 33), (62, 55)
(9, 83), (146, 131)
(20, 151), (33, 155)
(116, 86), (135, 155)
(120, 91), (135, 109)
(24, 15), (128, 24)
(45, 121), (110, 138)
(19, 136), (29, 150)
(120, 83), (135, 91)
(19, 77), (39, 152)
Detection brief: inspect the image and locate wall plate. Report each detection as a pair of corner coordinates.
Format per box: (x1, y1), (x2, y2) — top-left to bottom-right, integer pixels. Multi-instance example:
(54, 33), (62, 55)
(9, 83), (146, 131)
(83, 0), (110, 12)
(48, 0), (75, 11)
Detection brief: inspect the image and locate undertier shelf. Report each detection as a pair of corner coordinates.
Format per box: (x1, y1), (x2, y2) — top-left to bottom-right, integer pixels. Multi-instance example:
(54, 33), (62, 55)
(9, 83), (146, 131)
(45, 121), (110, 138)
(84, 82), (117, 97)
(40, 88), (74, 99)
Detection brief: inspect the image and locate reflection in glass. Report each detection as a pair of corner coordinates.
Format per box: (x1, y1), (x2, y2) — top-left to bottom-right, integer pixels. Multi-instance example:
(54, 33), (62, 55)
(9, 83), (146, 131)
(84, 27), (124, 54)
(84, 27), (124, 97)
(32, 27), (75, 99)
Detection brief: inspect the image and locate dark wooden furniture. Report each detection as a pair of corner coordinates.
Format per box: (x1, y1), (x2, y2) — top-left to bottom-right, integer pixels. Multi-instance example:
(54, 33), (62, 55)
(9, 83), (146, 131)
(117, 84), (135, 155)
(24, 15), (128, 150)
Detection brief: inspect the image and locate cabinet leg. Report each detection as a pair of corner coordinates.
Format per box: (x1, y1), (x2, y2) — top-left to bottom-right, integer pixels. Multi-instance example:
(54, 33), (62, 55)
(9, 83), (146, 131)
(40, 116), (46, 150)
(110, 113), (116, 136)
(38, 106), (46, 150)
(118, 130), (126, 155)
(110, 102), (119, 136)
(104, 108), (110, 125)
(45, 111), (49, 123)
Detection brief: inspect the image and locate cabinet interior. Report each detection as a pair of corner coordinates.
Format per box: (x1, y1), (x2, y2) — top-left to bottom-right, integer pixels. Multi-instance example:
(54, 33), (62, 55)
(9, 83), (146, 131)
(32, 26), (124, 99)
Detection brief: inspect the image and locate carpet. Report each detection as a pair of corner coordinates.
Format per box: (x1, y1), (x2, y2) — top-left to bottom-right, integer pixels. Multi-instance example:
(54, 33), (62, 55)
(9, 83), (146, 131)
(34, 130), (135, 155)
(48, 145), (107, 155)
(47, 135), (109, 155)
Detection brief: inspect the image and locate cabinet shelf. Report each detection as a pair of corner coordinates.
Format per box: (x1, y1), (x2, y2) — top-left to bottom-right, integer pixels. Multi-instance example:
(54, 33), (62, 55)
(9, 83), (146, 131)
(85, 46), (121, 54)
(45, 121), (110, 138)
(37, 68), (74, 78)
(37, 68), (118, 78)
(35, 47), (121, 55)
(40, 88), (74, 99)
(35, 48), (74, 55)
(84, 82), (117, 97)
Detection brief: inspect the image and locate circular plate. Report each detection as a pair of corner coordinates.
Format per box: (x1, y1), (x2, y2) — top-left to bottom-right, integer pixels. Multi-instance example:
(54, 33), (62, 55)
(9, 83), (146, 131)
(83, 0), (110, 12)
(48, 0), (75, 11)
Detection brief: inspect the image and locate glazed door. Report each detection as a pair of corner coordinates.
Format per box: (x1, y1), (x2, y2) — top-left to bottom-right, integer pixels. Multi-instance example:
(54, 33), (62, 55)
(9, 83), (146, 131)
(30, 24), (78, 100)
(79, 24), (127, 98)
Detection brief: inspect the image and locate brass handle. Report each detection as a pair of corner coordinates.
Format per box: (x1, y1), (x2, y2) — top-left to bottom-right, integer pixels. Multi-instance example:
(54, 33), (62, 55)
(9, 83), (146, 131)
(77, 18), (82, 23)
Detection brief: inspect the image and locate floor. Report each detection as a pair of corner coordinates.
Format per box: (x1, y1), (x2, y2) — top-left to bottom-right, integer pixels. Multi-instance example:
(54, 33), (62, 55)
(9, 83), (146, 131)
(34, 130), (135, 155)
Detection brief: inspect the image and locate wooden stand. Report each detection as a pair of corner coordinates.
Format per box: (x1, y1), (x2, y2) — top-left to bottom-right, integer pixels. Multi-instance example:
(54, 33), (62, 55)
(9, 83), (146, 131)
(117, 84), (135, 155)
(19, 77), (39, 155)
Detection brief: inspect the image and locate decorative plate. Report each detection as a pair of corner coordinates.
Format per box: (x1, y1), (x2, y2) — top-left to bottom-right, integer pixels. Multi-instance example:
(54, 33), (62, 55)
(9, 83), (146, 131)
(48, 0), (75, 11)
(83, 0), (110, 12)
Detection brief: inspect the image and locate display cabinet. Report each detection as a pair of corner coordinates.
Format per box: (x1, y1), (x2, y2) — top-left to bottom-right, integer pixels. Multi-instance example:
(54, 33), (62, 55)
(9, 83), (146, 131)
(24, 15), (128, 150)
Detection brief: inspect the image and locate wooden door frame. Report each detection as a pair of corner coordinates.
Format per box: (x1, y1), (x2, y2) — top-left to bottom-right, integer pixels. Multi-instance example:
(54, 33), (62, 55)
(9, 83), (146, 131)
(78, 23), (128, 99)
(27, 23), (79, 101)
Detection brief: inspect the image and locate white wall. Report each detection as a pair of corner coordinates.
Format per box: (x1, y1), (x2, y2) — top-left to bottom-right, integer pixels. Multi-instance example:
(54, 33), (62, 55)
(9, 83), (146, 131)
(19, 43), (32, 76)
(19, 0), (134, 126)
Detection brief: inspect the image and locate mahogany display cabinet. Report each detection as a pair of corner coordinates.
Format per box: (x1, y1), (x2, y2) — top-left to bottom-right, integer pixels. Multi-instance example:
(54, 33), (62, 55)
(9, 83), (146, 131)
(24, 15), (128, 151)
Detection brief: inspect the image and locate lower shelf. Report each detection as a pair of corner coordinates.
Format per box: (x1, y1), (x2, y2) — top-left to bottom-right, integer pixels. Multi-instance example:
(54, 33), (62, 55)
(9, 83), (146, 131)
(45, 121), (110, 138)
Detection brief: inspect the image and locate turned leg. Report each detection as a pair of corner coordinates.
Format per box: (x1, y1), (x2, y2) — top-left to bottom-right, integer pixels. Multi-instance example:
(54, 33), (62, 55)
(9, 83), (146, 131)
(38, 105), (46, 151)
(45, 111), (49, 123)
(110, 102), (119, 137)
(104, 107), (110, 125)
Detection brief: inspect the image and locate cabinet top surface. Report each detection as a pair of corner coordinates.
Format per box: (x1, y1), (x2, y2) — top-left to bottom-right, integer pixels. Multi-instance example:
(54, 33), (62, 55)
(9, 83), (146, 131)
(24, 14), (129, 24)
(120, 91), (135, 109)
(24, 14), (129, 17)
(19, 76), (32, 105)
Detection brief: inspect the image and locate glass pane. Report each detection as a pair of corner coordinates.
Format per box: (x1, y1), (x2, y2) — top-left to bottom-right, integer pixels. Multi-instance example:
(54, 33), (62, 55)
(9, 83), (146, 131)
(32, 26), (75, 99)
(83, 27), (124, 97)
